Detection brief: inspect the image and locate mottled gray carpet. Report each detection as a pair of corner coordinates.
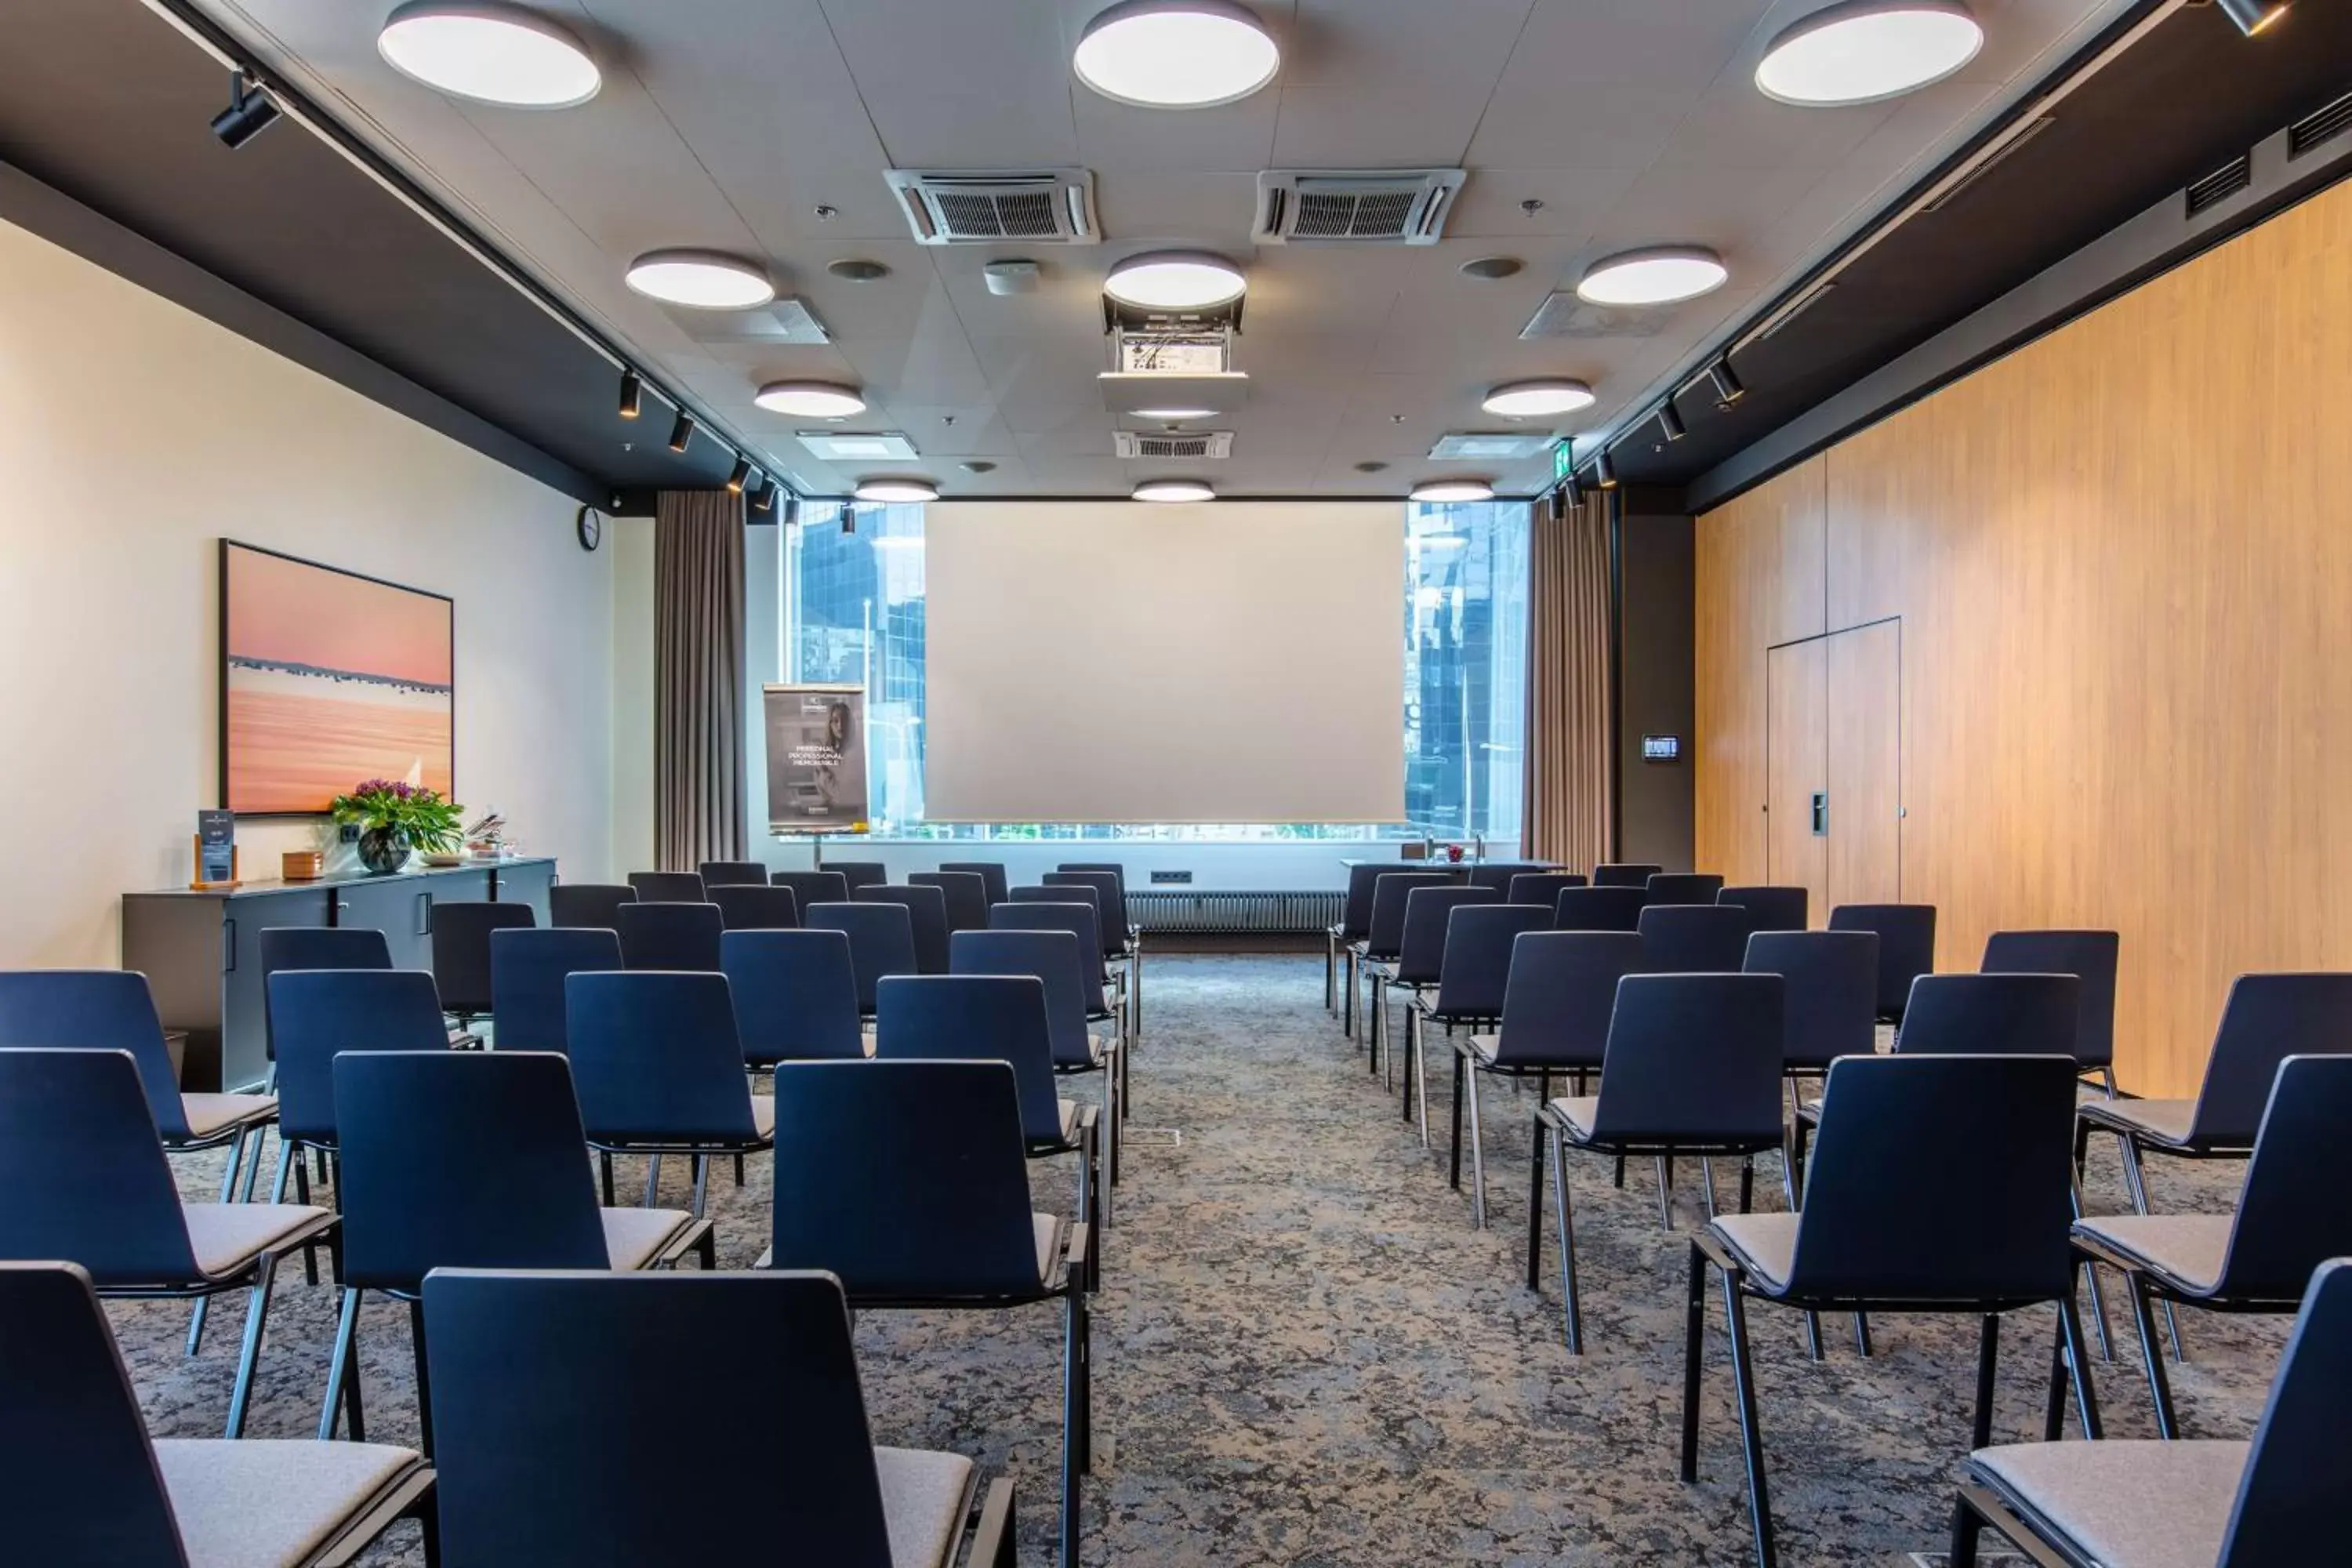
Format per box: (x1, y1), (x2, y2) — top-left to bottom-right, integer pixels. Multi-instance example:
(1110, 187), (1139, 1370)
(115, 956), (2279, 1565)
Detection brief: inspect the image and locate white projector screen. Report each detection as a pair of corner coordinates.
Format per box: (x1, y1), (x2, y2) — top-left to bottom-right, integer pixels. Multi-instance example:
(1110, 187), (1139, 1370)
(924, 501), (1405, 823)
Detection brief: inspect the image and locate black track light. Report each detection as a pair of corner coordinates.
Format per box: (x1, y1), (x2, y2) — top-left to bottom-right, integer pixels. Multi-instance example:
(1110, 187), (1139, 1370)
(209, 72), (281, 151)
(840, 505), (856, 536)
(618, 370), (642, 420)
(1592, 452), (1617, 491)
(1657, 402), (1686, 441)
(782, 494), (798, 527)
(667, 409), (695, 453)
(752, 479), (777, 514)
(1563, 471), (1584, 510)
(726, 456), (752, 494)
(1708, 359), (1746, 411)
(2216, 0), (2288, 36)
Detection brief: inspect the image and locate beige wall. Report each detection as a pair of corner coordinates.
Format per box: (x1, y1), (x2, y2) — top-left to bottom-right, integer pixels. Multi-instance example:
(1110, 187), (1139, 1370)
(0, 215), (615, 967)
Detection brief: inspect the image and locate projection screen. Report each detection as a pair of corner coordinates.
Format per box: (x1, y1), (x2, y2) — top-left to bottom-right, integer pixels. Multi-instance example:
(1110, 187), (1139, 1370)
(923, 501), (1405, 823)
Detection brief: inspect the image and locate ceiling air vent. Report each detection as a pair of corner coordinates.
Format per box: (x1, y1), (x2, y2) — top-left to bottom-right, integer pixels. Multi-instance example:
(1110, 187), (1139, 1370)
(2185, 154), (2252, 219)
(2288, 89), (2352, 161)
(1254, 169), (1466, 245)
(1428, 432), (1553, 462)
(1520, 292), (1671, 341)
(884, 169), (1098, 245)
(1114, 430), (1232, 459)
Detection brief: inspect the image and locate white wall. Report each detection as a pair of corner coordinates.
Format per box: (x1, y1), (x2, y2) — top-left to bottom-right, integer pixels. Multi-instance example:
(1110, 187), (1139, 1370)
(0, 215), (615, 967)
(608, 515), (656, 877)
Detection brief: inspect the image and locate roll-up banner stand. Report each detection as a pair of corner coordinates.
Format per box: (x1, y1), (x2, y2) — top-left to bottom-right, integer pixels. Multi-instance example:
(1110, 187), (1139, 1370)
(762, 684), (869, 837)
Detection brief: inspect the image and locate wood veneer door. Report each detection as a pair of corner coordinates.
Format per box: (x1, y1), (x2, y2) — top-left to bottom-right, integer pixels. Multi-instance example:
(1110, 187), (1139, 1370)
(1765, 638), (1828, 918)
(1827, 619), (1902, 909)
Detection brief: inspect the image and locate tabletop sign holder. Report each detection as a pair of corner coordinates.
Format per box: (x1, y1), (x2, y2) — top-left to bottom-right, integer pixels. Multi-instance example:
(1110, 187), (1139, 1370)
(191, 808), (241, 891)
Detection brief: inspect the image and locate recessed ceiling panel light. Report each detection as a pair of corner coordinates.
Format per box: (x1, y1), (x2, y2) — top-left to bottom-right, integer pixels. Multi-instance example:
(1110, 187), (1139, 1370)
(1133, 406), (1218, 420)
(855, 478), (938, 503)
(1755, 2), (1984, 107)
(377, 2), (601, 108)
(1134, 480), (1215, 503)
(1104, 250), (1246, 310)
(755, 381), (867, 418)
(1410, 480), (1494, 503)
(1481, 379), (1596, 419)
(1073, 0), (1280, 109)
(1576, 247), (1728, 307)
(624, 249), (775, 310)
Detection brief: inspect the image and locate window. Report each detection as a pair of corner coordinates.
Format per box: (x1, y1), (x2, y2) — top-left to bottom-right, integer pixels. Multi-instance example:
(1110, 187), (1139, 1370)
(782, 498), (1528, 844)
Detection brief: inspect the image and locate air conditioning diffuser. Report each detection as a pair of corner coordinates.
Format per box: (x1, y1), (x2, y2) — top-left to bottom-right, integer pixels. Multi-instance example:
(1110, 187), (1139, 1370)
(1428, 432), (1553, 462)
(1115, 430), (1232, 459)
(886, 169), (1098, 245)
(1254, 169), (1465, 245)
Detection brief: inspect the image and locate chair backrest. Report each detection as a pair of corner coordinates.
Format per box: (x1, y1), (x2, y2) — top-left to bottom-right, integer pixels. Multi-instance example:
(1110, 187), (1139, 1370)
(877, 976), (1065, 1146)
(1894, 973), (2080, 1060)
(1395, 886), (1500, 983)
(824, 861), (890, 893)
(771, 869), (851, 910)
(260, 926), (395, 1062)
(909, 870), (990, 934)
(1045, 871), (1127, 954)
(2187, 974), (2352, 1145)
(1636, 903), (1756, 974)
(768, 1061), (1048, 1298)
(2216, 1258), (2352, 1566)
(1827, 903), (1937, 1020)
(952, 929), (1095, 1068)
(1466, 862), (1544, 893)
(1490, 931), (1642, 1069)
(335, 1051), (611, 1293)
(615, 902), (724, 972)
(1982, 930), (2118, 1069)
(490, 927), (623, 1054)
(707, 884), (800, 931)
(0, 1051), (198, 1284)
(989, 901), (1111, 1005)
(564, 972), (757, 1145)
(1432, 904), (1554, 1018)
(1592, 862), (1662, 888)
(1589, 975), (1785, 1145)
(0, 1262), (191, 1564)
(1717, 884), (1809, 932)
(1058, 862), (1127, 892)
(697, 860), (769, 887)
(423, 1269), (910, 1567)
(626, 870), (706, 904)
(851, 884), (951, 974)
(2209, 1056), (2352, 1300)
(1553, 884), (1649, 933)
(1644, 871), (1725, 906)
(721, 930), (866, 1065)
(267, 970), (452, 1146)
(429, 902), (535, 1015)
(937, 861), (1009, 909)
(1788, 1054), (2078, 1302)
(1364, 872), (1454, 958)
(0, 970), (191, 1139)
(1744, 931), (1878, 1072)
(1336, 863), (1388, 941)
(1508, 872), (1588, 907)
(805, 902), (919, 1013)
(547, 882), (637, 931)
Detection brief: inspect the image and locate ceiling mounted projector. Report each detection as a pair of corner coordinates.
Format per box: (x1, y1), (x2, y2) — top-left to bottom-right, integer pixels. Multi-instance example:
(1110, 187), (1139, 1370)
(1481, 379), (1596, 419)
(377, 2), (601, 107)
(1755, 2), (1984, 107)
(755, 382), (866, 418)
(624, 249), (775, 310)
(1103, 251), (1247, 311)
(1073, 0), (1280, 108)
(1576, 247), (1728, 307)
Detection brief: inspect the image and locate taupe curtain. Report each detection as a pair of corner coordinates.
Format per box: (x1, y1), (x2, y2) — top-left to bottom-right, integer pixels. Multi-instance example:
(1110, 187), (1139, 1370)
(654, 488), (748, 870)
(1523, 491), (1614, 870)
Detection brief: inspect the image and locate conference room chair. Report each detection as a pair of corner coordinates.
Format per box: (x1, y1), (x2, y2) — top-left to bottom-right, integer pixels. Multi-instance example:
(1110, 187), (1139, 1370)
(615, 900), (724, 971)
(769, 867), (851, 910)
(1047, 868), (1132, 960)
(1370, 884), (1497, 1100)
(564, 971), (774, 1218)
(1687, 1054), (2098, 1568)
(419, 1269), (1014, 1568)
(1327, 862), (1387, 1032)
(488, 926), (622, 1054)
(696, 858), (769, 887)
(262, 925), (396, 1074)
(0, 1261), (434, 1568)
(1951, 1256), (2348, 1568)
(1533, 974), (1787, 1354)
(2072, 1054), (2352, 1439)
(1553, 884), (1648, 932)
(939, 859), (1011, 909)
(1029, 880), (1131, 1037)
(1828, 902), (1938, 1025)
(427, 900), (533, 1029)
(1348, 871), (1457, 1073)
(763, 1058), (1092, 1568)
(1645, 871), (1726, 906)
(1717, 884), (1810, 933)
(1592, 862), (1663, 888)
(1507, 871), (1587, 908)
(909, 868), (990, 933)
(1421, 902), (1563, 1199)
(546, 880), (635, 931)
(626, 869), (706, 904)
(1742, 931), (1878, 1214)
(824, 860), (890, 893)
(0, 1048), (335, 1437)
(706, 882), (800, 931)
(324, 1050), (713, 1449)
(1465, 861), (1544, 893)
(806, 900), (918, 1018)
(1983, 928), (2121, 1094)
(1057, 865), (1144, 1032)
(854, 883), (953, 975)
(721, 929), (866, 1069)
(1638, 902), (1757, 973)
(991, 899), (1129, 1118)
(954, 927), (1123, 1192)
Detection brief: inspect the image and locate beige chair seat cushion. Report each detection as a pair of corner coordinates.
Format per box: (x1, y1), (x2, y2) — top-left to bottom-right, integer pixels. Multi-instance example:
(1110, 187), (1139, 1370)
(1033, 1213), (1066, 1286)
(877, 1446), (977, 1568)
(1709, 1213), (1800, 1292)
(182, 1203), (333, 1279)
(179, 1093), (277, 1142)
(1547, 1097), (1601, 1139)
(600, 1207), (695, 1271)
(2072, 1214), (2232, 1294)
(749, 1094), (775, 1141)
(2078, 1096), (2198, 1145)
(1969, 1439), (2246, 1568)
(154, 1438), (423, 1568)
(1467, 1033), (1501, 1065)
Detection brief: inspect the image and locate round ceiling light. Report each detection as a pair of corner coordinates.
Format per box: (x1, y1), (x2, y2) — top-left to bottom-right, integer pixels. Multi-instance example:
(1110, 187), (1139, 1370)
(1073, 0), (1280, 109)
(1481, 379), (1597, 419)
(377, 2), (601, 108)
(754, 381), (867, 419)
(1755, 1), (1984, 107)
(1410, 480), (1495, 503)
(1132, 406), (1218, 420)
(624, 249), (775, 310)
(1134, 480), (1215, 503)
(855, 478), (938, 504)
(1576, 247), (1729, 307)
(1103, 250), (1247, 311)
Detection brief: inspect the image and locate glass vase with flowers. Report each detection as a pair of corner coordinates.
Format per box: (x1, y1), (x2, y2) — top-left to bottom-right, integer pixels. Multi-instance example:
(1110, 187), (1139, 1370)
(329, 779), (464, 875)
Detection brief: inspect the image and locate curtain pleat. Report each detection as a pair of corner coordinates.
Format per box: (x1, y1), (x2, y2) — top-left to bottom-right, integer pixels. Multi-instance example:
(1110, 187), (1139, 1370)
(654, 488), (748, 870)
(1522, 492), (1614, 871)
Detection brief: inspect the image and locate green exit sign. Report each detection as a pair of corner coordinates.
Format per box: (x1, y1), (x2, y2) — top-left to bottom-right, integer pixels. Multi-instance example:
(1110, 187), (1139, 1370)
(1552, 441), (1573, 482)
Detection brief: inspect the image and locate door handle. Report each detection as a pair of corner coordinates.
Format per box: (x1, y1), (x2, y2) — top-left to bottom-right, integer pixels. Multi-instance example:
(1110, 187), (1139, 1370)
(1811, 792), (1828, 837)
(417, 891), (432, 937)
(222, 917), (236, 973)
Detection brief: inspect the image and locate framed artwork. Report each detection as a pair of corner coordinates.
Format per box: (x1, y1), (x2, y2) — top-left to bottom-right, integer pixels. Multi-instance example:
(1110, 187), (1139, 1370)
(219, 540), (454, 815)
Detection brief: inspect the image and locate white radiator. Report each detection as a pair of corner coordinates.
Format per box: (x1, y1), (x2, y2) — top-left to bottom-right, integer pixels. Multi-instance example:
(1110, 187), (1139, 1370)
(1126, 891), (1344, 934)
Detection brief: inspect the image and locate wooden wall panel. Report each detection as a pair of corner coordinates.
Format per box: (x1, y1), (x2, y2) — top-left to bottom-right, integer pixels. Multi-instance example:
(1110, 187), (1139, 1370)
(1765, 638), (1828, 914)
(1825, 619), (1901, 909)
(1697, 175), (2352, 1097)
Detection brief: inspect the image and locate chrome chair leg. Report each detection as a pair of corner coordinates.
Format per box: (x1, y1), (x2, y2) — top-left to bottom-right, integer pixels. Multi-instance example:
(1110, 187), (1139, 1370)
(1550, 1123), (1582, 1354)
(1653, 1156), (1675, 1229)
(641, 1153), (662, 1208)
(1465, 1063), (1489, 1229)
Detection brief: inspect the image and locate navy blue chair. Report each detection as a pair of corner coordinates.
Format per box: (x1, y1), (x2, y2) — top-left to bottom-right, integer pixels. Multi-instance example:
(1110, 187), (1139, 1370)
(626, 870), (706, 904)
(955, 927), (1121, 1189)
(1592, 862), (1662, 888)
(0, 1261), (433, 1565)
(1638, 903), (1757, 973)
(939, 860), (1011, 909)
(707, 883), (800, 931)
(421, 1269), (1013, 1568)
(1645, 871), (1726, 906)
(489, 926), (622, 1054)
(806, 901), (918, 1017)
(1508, 871), (1588, 909)
(1059, 862), (1146, 1033)
(1348, 871), (1453, 1053)
(1553, 884), (1649, 933)
(546, 882), (635, 931)
(1421, 903), (1554, 1177)
(1718, 885), (1809, 933)
(429, 901), (534, 1027)
(1466, 862), (1546, 894)
(1367, 884), (1497, 1087)
(1982, 929), (2120, 1094)
(262, 925), (397, 1070)
(1048, 870), (1138, 1036)
(853, 884), (952, 975)
(722, 930), (865, 1068)
(0, 1048), (336, 1436)
(1828, 902), (1937, 1025)
(911, 869), (990, 933)
(1744, 931), (1878, 1079)
(1329, 862), (1388, 1026)
(824, 861), (890, 893)
(696, 859), (769, 887)
(565, 971), (772, 1217)
(769, 869), (850, 911)
(764, 1058), (1093, 1568)
(615, 901), (724, 971)
(325, 1051), (713, 1450)
(991, 902), (1123, 1083)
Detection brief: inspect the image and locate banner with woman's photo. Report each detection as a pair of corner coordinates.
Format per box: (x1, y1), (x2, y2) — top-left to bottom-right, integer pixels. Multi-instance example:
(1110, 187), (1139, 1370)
(761, 684), (869, 835)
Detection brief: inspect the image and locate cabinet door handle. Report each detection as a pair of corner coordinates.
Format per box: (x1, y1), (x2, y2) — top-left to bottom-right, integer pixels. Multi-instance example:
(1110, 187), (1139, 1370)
(417, 891), (432, 936)
(222, 917), (236, 973)
(1811, 792), (1829, 837)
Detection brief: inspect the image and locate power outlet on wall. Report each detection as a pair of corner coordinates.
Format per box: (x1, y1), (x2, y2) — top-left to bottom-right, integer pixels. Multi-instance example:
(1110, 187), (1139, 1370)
(338, 823), (360, 844)
(1149, 869), (1192, 884)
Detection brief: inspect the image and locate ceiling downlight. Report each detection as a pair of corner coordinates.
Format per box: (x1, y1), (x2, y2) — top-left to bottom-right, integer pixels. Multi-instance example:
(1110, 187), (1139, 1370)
(755, 382), (867, 419)
(1073, 0), (1280, 109)
(1481, 380), (1597, 419)
(1134, 480), (1215, 503)
(1576, 247), (1728, 307)
(1755, 2), (1984, 108)
(624, 250), (775, 310)
(1104, 251), (1247, 310)
(1410, 480), (1494, 503)
(855, 478), (938, 503)
(376, 2), (601, 108)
